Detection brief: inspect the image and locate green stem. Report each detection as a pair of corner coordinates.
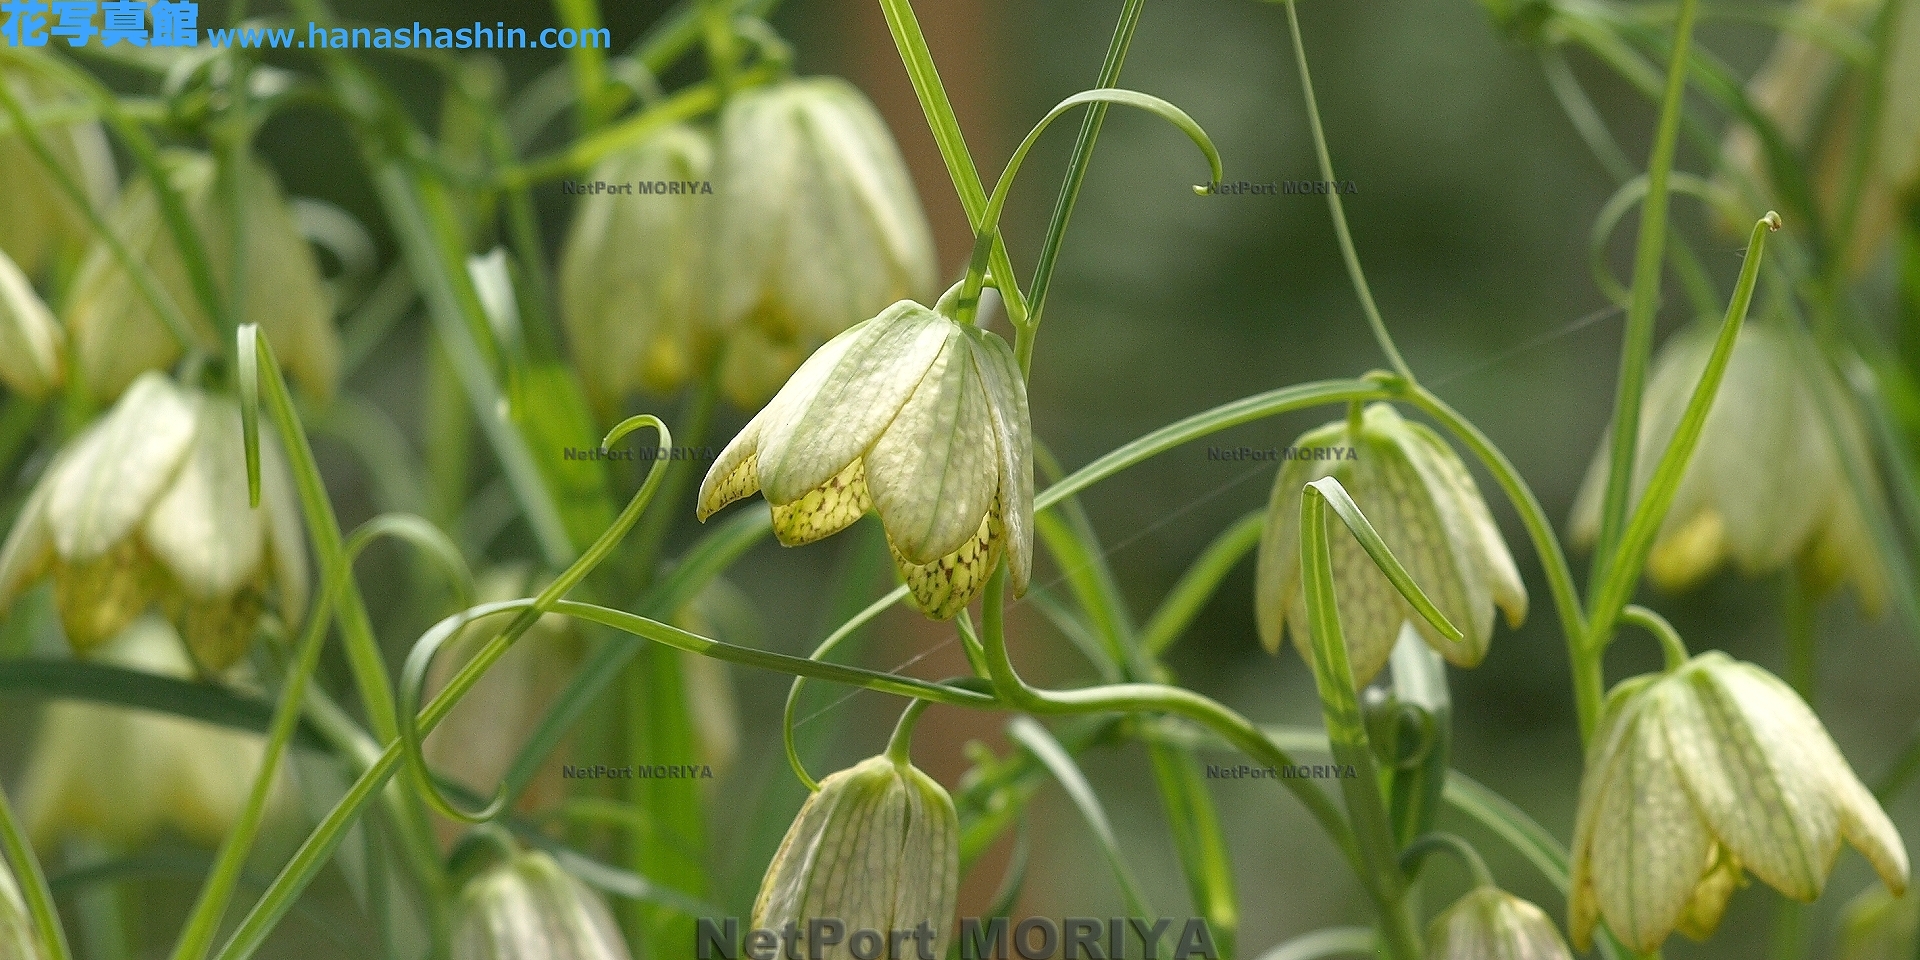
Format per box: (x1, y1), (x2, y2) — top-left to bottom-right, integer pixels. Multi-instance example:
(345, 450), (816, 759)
(1022, 0), (1147, 362)
(1280, 0), (1413, 382)
(1590, 0), (1703, 573)
(975, 565), (1366, 881)
(1298, 486), (1420, 960)
(1828, 0), (1906, 282)
(872, 0), (1029, 327)
(1400, 385), (1597, 731)
(1618, 604), (1689, 672)
(0, 780), (73, 960)
(1584, 215), (1778, 673)
(553, 0), (613, 133)
(953, 89), (1219, 324)
(782, 586), (901, 790)
(1398, 832), (1495, 889)
(886, 699), (934, 765)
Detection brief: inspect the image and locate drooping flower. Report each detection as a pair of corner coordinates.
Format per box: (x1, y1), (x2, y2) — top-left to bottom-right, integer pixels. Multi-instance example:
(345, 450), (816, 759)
(0, 247), (63, 398)
(63, 150), (339, 403)
(17, 615), (295, 850)
(1255, 402), (1527, 686)
(711, 77), (937, 408)
(697, 300), (1032, 620)
(453, 848), (632, 960)
(0, 58), (115, 280)
(1569, 322), (1887, 611)
(1567, 652), (1908, 952)
(1426, 887), (1574, 960)
(753, 754), (958, 958)
(558, 124), (712, 414)
(0, 372), (308, 669)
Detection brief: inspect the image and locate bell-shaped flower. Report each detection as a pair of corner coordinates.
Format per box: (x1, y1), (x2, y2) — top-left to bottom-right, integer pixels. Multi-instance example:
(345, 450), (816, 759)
(711, 77), (937, 407)
(17, 615), (294, 849)
(1567, 651), (1909, 952)
(63, 150), (339, 403)
(1426, 887), (1573, 960)
(1569, 323), (1887, 611)
(0, 372), (308, 669)
(697, 300), (1032, 620)
(453, 848), (631, 960)
(0, 247), (63, 398)
(1255, 402), (1527, 686)
(753, 754), (958, 956)
(558, 124), (712, 414)
(0, 61), (116, 279)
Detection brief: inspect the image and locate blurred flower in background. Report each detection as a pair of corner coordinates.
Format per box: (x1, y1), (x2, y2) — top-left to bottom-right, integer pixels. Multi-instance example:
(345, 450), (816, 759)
(0, 373), (308, 670)
(0, 56), (115, 281)
(453, 847), (631, 960)
(16, 615), (294, 850)
(710, 77), (937, 408)
(1569, 322), (1888, 610)
(62, 151), (339, 403)
(1425, 886), (1573, 960)
(0, 248), (64, 399)
(559, 124), (714, 417)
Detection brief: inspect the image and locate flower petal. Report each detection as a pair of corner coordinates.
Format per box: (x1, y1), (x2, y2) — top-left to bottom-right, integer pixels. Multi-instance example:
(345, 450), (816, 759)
(1254, 420), (1351, 655)
(0, 466), (55, 606)
(1406, 420), (1528, 630)
(966, 327), (1033, 596)
(893, 511), (1002, 621)
(771, 458), (873, 547)
(45, 373), (198, 563)
(697, 418), (765, 521)
(1568, 673), (1660, 952)
(865, 325), (998, 565)
(757, 301), (950, 506)
(0, 248), (63, 398)
(1663, 656), (1839, 901)
(141, 397), (268, 601)
(1588, 681), (1716, 953)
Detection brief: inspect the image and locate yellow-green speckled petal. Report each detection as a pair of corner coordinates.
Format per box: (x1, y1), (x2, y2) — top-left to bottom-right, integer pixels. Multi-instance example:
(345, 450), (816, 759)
(892, 509), (1002, 620)
(771, 459), (872, 546)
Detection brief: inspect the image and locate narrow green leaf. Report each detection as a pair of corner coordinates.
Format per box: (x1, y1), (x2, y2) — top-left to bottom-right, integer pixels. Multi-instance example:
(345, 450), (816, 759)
(1146, 742), (1238, 960)
(1005, 717), (1155, 919)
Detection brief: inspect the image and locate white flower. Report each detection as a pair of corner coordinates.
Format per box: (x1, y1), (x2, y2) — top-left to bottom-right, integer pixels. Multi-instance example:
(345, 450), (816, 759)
(0, 60), (115, 279)
(753, 755), (958, 958)
(18, 615), (295, 850)
(1255, 403), (1527, 686)
(697, 301), (1032, 620)
(0, 372), (308, 668)
(1568, 652), (1909, 952)
(711, 78), (937, 407)
(1426, 887), (1573, 960)
(453, 849), (631, 960)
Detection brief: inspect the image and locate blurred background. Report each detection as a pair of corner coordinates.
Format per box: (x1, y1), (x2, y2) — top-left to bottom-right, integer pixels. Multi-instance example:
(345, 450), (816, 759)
(5, 0), (1916, 957)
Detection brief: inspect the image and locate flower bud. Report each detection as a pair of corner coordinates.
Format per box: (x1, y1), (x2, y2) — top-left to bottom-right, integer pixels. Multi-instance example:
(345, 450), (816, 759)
(63, 151), (339, 403)
(17, 615), (294, 849)
(697, 301), (1033, 620)
(752, 755), (958, 958)
(1567, 652), (1909, 952)
(1835, 886), (1919, 960)
(453, 849), (631, 960)
(1569, 323), (1887, 611)
(711, 78), (937, 408)
(0, 853), (47, 960)
(558, 124), (712, 413)
(0, 372), (309, 669)
(0, 247), (63, 398)
(1255, 403), (1528, 686)
(1426, 887), (1573, 960)
(0, 60), (115, 279)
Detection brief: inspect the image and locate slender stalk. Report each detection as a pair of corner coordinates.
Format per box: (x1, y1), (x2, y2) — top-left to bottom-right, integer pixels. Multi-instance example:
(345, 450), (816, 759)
(553, 0), (613, 133)
(1299, 486), (1420, 960)
(1398, 832), (1495, 889)
(0, 782), (73, 960)
(1618, 604), (1688, 671)
(886, 699), (934, 764)
(1280, 0), (1413, 381)
(1590, 0), (1704, 573)
(975, 565), (1366, 880)
(1023, 0), (1147, 363)
(1829, 0), (1906, 281)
